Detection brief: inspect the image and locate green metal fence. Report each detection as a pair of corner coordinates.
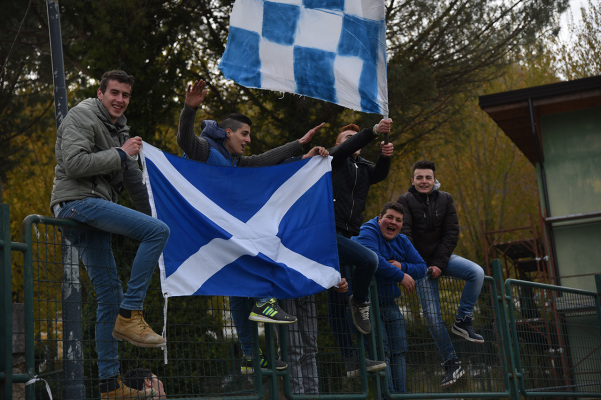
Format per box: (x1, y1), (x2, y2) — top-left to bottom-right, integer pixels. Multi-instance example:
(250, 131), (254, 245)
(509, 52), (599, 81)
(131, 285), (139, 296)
(1, 204), (601, 399)
(505, 278), (601, 397)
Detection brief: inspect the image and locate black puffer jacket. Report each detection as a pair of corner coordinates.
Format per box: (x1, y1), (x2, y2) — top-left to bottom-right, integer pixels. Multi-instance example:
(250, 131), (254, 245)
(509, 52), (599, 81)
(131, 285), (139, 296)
(396, 182), (459, 270)
(330, 127), (391, 237)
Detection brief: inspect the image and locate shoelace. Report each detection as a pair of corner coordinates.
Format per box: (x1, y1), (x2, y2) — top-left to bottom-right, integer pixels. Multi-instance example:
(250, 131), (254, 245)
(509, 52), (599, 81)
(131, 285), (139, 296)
(357, 304), (370, 320)
(134, 313), (150, 332)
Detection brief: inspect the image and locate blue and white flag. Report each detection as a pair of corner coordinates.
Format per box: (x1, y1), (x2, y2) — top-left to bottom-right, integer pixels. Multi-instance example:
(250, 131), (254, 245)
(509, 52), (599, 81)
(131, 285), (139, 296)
(218, 0), (388, 115)
(141, 142), (341, 298)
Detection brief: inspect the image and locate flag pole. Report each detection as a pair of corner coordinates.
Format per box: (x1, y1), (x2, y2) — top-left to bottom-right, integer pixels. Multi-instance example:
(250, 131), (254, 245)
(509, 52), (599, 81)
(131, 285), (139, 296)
(383, 113), (389, 144)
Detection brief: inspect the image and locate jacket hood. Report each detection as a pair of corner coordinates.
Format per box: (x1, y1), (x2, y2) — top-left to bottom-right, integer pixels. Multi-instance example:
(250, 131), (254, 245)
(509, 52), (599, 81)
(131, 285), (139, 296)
(408, 179), (441, 195)
(200, 120), (232, 161)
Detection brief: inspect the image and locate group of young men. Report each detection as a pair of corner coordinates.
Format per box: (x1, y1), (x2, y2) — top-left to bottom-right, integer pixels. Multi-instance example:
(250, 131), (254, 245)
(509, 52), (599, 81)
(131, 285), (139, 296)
(49, 70), (484, 398)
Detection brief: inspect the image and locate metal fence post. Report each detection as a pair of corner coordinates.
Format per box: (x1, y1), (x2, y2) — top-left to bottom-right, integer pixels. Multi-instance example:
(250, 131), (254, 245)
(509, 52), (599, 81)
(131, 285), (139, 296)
(1, 204), (13, 399)
(492, 259), (520, 400)
(61, 236), (85, 399)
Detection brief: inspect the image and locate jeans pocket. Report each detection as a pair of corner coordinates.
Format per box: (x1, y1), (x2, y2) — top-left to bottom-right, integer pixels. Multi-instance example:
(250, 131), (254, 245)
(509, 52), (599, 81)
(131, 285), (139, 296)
(58, 199), (94, 224)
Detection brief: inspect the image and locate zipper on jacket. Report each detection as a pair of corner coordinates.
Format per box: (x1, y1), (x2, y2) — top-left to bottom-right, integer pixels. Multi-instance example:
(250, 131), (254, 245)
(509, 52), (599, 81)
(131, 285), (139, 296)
(344, 162), (359, 231)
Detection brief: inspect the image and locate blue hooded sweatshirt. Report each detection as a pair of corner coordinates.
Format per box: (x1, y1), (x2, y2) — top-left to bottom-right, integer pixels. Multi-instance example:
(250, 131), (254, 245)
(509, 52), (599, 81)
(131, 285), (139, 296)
(200, 120), (238, 167)
(353, 217), (427, 301)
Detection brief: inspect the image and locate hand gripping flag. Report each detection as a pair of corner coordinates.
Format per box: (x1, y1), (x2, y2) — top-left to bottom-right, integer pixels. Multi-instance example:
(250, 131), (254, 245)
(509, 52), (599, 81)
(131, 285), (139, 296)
(141, 142), (341, 298)
(218, 0), (388, 115)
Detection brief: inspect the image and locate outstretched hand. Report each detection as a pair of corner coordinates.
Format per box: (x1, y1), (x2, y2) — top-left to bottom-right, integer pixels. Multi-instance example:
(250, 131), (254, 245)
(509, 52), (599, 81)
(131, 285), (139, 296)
(302, 146), (329, 159)
(298, 122), (325, 146)
(185, 80), (208, 109)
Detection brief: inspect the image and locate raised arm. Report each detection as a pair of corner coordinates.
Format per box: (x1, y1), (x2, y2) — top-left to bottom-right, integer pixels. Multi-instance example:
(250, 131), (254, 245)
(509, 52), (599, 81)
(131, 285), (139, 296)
(176, 81), (211, 161)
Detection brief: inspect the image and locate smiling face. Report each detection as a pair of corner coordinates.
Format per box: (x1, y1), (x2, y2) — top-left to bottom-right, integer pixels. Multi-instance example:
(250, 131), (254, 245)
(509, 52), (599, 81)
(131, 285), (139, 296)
(97, 79), (131, 123)
(411, 168), (435, 195)
(378, 208), (404, 241)
(224, 124), (251, 157)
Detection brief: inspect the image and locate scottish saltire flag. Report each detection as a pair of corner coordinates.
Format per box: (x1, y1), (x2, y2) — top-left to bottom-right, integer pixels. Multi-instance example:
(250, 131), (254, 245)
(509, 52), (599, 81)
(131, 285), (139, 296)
(218, 0), (388, 115)
(141, 142), (341, 299)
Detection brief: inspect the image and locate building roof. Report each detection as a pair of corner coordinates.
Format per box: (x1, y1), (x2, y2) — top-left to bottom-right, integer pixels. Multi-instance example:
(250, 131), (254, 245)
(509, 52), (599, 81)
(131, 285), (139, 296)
(478, 75), (601, 164)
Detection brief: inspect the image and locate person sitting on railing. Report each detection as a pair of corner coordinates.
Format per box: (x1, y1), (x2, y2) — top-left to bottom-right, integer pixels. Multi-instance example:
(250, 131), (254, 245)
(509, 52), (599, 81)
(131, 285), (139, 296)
(50, 70), (170, 399)
(352, 201), (427, 394)
(397, 160), (485, 388)
(326, 120), (393, 377)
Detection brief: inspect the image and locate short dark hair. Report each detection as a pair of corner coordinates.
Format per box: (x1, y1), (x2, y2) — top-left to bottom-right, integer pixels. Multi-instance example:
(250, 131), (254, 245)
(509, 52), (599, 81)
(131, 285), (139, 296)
(412, 160), (435, 176)
(221, 113), (252, 131)
(99, 70), (134, 93)
(123, 368), (153, 391)
(380, 201), (404, 217)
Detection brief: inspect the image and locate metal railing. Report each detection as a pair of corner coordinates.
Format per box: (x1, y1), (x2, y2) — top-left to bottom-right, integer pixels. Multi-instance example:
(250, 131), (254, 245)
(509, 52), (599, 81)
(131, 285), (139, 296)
(2, 204), (601, 399)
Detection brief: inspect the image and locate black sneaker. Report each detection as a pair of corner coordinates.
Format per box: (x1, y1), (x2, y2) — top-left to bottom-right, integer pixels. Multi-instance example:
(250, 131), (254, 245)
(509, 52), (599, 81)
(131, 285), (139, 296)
(441, 358), (465, 388)
(241, 354), (288, 375)
(249, 298), (297, 324)
(344, 356), (386, 377)
(348, 295), (371, 334)
(451, 315), (484, 343)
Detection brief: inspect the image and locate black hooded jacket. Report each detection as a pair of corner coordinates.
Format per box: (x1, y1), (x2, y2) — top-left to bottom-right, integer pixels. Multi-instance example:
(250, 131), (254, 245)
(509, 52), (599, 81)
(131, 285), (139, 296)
(330, 127), (391, 237)
(396, 182), (459, 270)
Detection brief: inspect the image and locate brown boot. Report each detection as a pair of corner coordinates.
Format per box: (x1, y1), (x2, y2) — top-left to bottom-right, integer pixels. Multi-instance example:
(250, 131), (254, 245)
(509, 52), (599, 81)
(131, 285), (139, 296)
(100, 376), (154, 399)
(112, 310), (165, 347)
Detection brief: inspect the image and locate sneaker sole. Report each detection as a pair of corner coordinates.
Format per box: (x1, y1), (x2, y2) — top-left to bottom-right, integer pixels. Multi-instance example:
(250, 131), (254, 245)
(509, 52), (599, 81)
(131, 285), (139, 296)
(248, 314), (297, 324)
(241, 365), (287, 374)
(441, 367), (465, 388)
(348, 296), (371, 335)
(451, 325), (484, 343)
(346, 362), (385, 377)
(366, 363), (387, 373)
(112, 330), (166, 348)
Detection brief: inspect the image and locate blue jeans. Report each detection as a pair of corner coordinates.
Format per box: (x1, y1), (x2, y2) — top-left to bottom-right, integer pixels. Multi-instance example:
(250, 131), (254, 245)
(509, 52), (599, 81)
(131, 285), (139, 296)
(336, 233), (378, 304)
(416, 254), (484, 362)
(327, 273), (357, 360)
(230, 295), (274, 358)
(55, 197), (170, 379)
(379, 300), (407, 394)
(230, 296), (254, 357)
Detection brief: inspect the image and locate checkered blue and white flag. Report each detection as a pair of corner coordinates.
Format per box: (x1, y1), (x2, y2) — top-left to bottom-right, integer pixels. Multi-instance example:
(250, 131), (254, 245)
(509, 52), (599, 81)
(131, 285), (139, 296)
(141, 142), (341, 298)
(218, 0), (388, 115)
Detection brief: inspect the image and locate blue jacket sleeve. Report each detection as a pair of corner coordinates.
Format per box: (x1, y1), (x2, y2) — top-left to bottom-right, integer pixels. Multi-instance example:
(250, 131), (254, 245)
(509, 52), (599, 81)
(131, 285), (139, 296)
(397, 235), (427, 279)
(353, 220), (406, 283)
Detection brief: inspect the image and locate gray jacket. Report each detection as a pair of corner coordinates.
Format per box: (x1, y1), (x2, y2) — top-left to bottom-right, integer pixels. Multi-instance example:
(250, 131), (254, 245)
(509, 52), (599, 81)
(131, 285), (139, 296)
(50, 98), (151, 215)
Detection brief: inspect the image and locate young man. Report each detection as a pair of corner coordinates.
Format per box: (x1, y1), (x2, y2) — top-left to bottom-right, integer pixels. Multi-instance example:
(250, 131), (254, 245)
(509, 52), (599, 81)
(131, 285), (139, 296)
(353, 201), (427, 394)
(123, 368), (166, 399)
(397, 160), (485, 387)
(177, 79), (327, 373)
(50, 70), (170, 399)
(326, 121), (393, 376)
